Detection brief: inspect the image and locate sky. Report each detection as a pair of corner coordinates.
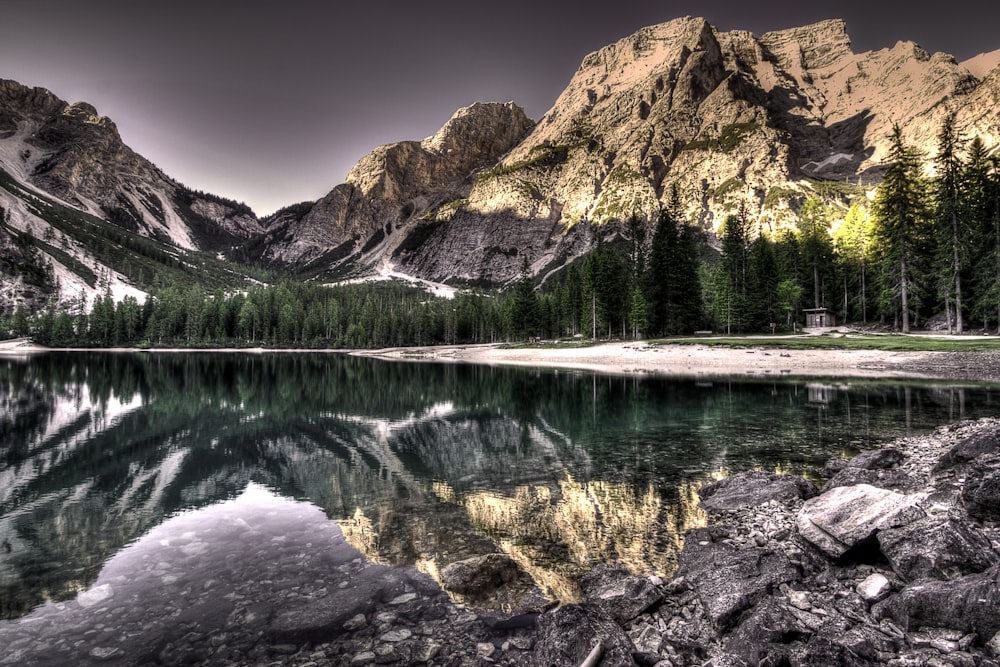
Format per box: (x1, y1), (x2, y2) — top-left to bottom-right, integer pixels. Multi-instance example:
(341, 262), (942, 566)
(1, 0), (997, 216)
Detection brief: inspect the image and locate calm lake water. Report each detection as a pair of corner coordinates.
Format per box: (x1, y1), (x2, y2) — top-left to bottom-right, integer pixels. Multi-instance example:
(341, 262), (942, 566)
(1, 352), (998, 662)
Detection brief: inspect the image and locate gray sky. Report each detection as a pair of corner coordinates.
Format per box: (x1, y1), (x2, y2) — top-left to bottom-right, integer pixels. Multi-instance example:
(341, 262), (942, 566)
(1, 0), (994, 215)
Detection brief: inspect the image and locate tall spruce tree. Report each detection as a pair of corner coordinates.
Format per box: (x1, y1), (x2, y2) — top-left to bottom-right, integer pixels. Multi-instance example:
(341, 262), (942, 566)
(966, 141), (1000, 331)
(933, 112), (968, 333)
(716, 205), (753, 333)
(872, 125), (931, 332)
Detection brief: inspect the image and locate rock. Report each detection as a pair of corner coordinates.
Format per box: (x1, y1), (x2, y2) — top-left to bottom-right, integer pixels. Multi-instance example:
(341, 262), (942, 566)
(676, 528), (800, 630)
(534, 604), (637, 667)
(789, 635), (871, 667)
(857, 573), (893, 602)
(820, 458), (850, 478)
(342, 613), (367, 631)
(935, 427), (1000, 470)
(988, 631), (1000, 657)
(872, 564), (1000, 639)
(824, 467), (919, 492)
(877, 516), (998, 582)
(579, 565), (662, 624)
(439, 553), (520, 598)
(723, 597), (807, 665)
(962, 453), (1000, 521)
(698, 471), (818, 513)
(847, 448), (905, 470)
(76, 584), (114, 608)
(796, 484), (926, 559)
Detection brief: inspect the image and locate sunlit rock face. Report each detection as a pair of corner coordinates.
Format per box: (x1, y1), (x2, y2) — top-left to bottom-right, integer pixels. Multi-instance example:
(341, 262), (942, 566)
(259, 102), (535, 269)
(262, 17), (1000, 285)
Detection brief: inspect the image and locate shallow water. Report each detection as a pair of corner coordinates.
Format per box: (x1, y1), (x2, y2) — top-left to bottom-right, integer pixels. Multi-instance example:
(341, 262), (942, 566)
(1, 352), (997, 663)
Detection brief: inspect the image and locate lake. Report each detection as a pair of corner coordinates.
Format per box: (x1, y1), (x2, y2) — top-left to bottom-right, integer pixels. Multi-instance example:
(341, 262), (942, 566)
(1, 352), (997, 663)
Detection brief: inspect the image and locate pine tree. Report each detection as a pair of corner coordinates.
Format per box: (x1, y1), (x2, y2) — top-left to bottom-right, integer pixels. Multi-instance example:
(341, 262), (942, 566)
(933, 112), (969, 333)
(871, 125), (932, 332)
(717, 206), (753, 333)
(798, 196), (834, 309)
(510, 257), (538, 340)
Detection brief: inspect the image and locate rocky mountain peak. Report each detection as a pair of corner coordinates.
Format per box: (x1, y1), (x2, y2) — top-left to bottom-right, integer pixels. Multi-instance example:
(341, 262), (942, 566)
(263, 101), (533, 268)
(421, 101), (532, 159)
(760, 19), (852, 71)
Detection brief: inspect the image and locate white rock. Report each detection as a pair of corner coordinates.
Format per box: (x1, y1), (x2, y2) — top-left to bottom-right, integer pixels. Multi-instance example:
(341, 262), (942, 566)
(351, 651), (375, 665)
(380, 628), (412, 642)
(857, 573), (892, 602)
(797, 484), (925, 558)
(77, 584), (113, 608)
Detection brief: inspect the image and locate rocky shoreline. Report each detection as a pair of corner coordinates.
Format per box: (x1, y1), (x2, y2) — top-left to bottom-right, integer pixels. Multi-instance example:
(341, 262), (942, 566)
(532, 417), (1000, 667)
(6, 415), (998, 666)
(247, 417), (1000, 666)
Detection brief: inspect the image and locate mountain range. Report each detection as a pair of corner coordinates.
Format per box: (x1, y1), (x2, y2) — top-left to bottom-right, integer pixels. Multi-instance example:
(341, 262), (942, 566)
(2, 17), (999, 308)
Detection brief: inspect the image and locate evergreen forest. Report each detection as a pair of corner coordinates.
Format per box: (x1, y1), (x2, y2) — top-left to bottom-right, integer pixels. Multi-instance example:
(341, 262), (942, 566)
(4, 117), (1000, 349)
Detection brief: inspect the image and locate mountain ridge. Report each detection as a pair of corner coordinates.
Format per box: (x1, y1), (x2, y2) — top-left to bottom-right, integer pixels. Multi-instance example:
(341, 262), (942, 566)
(2, 16), (1000, 304)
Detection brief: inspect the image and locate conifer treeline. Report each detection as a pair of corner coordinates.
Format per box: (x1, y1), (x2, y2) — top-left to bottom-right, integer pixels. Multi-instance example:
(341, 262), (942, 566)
(4, 117), (1000, 346)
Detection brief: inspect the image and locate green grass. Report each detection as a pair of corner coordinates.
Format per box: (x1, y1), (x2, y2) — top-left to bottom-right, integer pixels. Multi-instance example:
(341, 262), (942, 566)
(660, 334), (1000, 352)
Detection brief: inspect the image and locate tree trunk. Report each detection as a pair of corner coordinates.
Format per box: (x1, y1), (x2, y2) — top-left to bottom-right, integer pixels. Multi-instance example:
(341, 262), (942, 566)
(900, 254), (910, 334)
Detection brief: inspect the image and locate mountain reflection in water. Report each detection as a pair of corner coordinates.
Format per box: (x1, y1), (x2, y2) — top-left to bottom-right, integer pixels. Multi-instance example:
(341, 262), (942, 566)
(1, 352), (997, 622)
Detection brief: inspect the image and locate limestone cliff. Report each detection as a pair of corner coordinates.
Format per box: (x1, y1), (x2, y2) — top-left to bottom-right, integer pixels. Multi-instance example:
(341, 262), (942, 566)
(261, 102), (534, 274)
(279, 17), (1000, 285)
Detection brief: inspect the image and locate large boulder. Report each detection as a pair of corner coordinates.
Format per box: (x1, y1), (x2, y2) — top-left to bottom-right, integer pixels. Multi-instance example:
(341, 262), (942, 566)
(877, 515), (999, 582)
(935, 426), (1000, 470)
(821, 448), (904, 479)
(823, 467), (919, 493)
(676, 528), (800, 630)
(439, 554), (520, 598)
(534, 604), (637, 667)
(698, 472), (818, 513)
(796, 484), (925, 559)
(847, 448), (905, 470)
(962, 453), (1000, 522)
(579, 565), (662, 624)
(872, 564), (1000, 640)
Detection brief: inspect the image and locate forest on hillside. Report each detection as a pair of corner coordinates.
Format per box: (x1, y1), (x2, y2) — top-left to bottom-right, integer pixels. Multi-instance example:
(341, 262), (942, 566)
(2, 114), (999, 349)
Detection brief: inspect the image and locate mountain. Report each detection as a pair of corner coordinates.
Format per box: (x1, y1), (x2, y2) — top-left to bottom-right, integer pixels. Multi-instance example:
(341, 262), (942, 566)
(262, 17), (1000, 285)
(0, 79), (265, 306)
(3, 17), (1000, 303)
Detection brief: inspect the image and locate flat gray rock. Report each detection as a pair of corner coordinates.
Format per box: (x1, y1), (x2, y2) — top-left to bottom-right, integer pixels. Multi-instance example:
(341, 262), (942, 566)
(878, 515), (999, 582)
(699, 471), (818, 513)
(824, 466), (919, 492)
(963, 453), (1000, 522)
(873, 564), (1000, 639)
(534, 604), (636, 667)
(796, 484), (925, 559)
(579, 565), (662, 624)
(677, 528), (800, 630)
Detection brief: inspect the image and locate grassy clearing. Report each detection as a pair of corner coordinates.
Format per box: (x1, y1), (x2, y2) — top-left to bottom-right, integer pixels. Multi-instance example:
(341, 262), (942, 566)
(660, 334), (1000, 352)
